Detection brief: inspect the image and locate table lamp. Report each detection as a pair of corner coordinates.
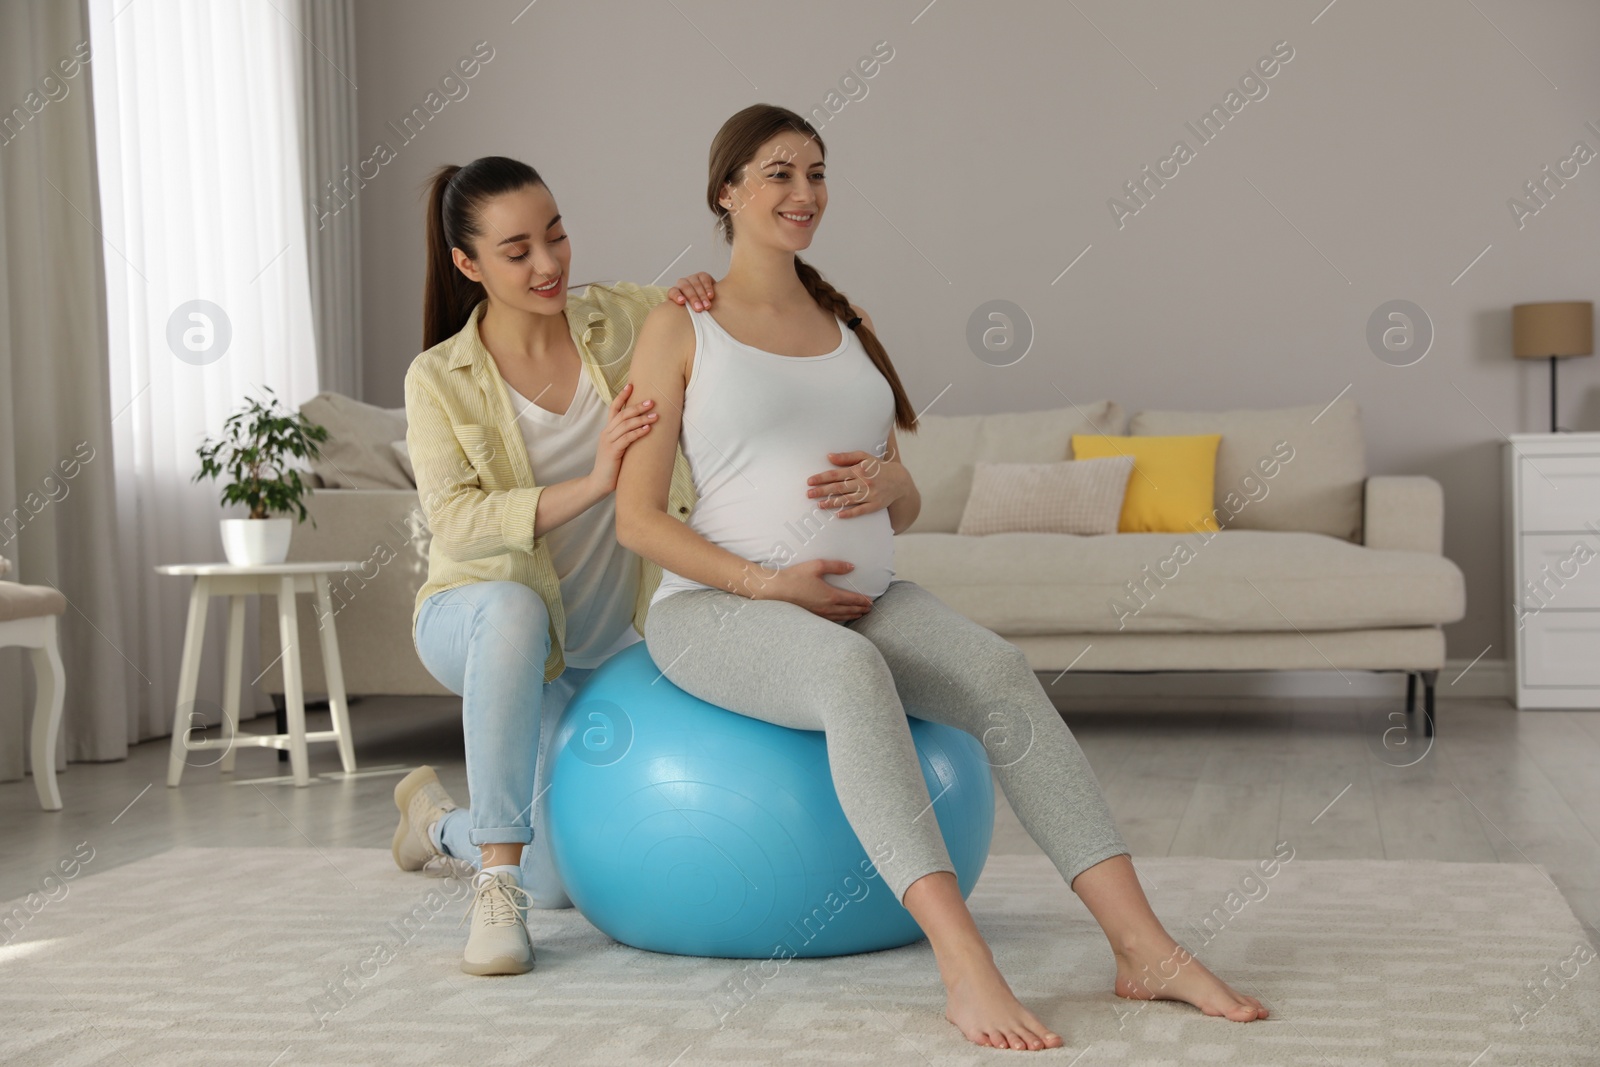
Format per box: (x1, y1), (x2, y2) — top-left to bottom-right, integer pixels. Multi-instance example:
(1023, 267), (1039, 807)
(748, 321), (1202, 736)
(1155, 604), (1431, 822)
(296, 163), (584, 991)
(1513, 301), (1593, 433)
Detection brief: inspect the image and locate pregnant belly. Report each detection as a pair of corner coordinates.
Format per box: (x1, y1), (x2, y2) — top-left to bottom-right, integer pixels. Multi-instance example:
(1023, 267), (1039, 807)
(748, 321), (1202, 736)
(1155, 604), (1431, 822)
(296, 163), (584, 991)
(777, 505), (895, 599)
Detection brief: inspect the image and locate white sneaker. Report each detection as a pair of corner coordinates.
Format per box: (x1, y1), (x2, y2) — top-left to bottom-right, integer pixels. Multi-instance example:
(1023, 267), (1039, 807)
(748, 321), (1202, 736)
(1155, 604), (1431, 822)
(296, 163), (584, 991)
(391, 765), (458, 872)
(460, 870), (535, 976)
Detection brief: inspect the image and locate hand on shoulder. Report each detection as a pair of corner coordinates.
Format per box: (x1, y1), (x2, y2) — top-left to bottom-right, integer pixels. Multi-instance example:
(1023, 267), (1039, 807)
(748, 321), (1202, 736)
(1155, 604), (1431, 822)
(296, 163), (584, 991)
(642, 296), (694, 331)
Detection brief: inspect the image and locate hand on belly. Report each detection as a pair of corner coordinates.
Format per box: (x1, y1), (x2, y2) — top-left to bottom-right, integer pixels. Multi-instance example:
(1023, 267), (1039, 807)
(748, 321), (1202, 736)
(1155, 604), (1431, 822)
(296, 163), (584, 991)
(778, 505), (894, 600)
(788, 452), (893, 598)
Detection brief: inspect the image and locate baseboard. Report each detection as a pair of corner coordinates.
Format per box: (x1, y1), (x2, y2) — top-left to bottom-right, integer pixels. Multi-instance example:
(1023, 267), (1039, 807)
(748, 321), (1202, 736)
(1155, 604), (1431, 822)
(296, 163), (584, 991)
(1038, 658), (1510, 702)
(1437, 657), (1511, 700)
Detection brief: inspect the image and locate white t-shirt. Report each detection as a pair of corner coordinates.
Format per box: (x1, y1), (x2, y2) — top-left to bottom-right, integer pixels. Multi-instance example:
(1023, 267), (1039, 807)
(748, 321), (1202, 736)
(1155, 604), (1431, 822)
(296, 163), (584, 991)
(506, 371), (642, 668)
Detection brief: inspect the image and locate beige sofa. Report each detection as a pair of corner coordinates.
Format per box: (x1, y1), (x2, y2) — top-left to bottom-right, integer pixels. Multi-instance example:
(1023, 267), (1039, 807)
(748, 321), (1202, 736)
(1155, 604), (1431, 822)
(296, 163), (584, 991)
(262, 395), (1465, 733)
(892, 400), (1464, 733)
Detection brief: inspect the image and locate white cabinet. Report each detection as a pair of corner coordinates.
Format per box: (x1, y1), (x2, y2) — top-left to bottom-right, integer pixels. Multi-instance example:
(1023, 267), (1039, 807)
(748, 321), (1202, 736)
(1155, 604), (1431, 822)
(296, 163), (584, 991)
(1506, 433), (1600, 708)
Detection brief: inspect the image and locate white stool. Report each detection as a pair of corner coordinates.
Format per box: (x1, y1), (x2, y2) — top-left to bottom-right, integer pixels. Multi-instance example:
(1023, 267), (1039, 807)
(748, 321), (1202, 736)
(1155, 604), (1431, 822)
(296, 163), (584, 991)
(0, 581), (67, 810)
(158, 562), (359, 787)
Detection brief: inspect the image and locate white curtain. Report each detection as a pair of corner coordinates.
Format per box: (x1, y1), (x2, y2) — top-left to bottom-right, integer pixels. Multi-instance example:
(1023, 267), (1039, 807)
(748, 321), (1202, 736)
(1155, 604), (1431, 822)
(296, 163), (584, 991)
(0, 0), (132, 768)
(87, 0), (321, 738)
(298, 0), (362, 400)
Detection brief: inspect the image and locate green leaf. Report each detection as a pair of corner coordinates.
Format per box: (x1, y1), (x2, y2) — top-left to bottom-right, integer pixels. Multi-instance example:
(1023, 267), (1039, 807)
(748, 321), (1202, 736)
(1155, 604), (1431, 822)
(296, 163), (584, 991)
(192, 388), (331, 523)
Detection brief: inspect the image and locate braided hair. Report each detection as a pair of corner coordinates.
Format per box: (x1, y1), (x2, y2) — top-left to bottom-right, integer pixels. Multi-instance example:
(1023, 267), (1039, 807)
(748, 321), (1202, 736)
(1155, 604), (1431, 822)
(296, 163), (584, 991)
(707, 104), (918, 433)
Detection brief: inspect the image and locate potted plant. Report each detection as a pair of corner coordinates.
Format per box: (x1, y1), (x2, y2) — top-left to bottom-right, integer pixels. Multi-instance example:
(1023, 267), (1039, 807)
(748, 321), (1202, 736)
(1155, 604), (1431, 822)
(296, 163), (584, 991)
(193, 387), (330, 566)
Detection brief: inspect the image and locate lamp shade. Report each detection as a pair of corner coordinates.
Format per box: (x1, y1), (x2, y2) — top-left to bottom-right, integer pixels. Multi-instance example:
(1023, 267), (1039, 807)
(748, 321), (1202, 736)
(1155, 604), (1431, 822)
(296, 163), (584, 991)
(1513, 301), (1593, 360)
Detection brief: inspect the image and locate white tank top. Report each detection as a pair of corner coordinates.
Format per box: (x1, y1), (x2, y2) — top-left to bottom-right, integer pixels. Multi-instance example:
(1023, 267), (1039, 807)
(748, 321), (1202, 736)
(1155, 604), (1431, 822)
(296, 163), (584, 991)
(651, 307), (897, 606)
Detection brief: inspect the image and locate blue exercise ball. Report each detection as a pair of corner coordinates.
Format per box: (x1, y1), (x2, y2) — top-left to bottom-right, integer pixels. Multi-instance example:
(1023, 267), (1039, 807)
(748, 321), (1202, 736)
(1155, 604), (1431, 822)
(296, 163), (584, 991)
(544, 642), (995, 959)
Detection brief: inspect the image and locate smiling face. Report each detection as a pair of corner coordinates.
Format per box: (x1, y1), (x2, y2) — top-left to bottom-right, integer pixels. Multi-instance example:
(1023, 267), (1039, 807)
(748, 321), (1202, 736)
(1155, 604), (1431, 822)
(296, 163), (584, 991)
(450, 182), (572, 316)
(719, 132), (827, 252)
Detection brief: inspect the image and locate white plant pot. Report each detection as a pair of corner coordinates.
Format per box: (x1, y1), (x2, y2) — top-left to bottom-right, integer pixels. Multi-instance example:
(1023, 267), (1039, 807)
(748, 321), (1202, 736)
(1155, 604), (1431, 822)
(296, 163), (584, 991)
(220, 518), (292, 566)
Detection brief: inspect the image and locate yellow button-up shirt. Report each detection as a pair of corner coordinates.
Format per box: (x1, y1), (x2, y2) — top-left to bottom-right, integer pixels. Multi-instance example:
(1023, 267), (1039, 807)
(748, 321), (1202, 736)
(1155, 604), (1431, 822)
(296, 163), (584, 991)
(405, 282), (697, 682)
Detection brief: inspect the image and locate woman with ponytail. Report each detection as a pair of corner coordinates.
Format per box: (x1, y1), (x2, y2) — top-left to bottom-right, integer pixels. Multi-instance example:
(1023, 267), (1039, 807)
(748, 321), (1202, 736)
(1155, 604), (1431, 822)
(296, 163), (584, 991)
(616, 107), (1268, 1050)
(391, 156), (717, 976)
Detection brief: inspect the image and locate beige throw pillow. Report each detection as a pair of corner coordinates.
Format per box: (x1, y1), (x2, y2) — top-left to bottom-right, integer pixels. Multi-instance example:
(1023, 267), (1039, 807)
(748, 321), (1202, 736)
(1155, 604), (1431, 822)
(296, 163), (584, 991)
(299, 393), (414, 490)
(896, 401), (1126, 533)
(956, 456), (1135, 536)
(390, 440), (416, 486)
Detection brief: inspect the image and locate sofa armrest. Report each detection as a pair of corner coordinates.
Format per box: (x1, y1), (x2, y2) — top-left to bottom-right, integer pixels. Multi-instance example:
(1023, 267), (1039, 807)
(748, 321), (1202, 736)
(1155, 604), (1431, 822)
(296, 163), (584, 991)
(1363, 476), (1444, 554)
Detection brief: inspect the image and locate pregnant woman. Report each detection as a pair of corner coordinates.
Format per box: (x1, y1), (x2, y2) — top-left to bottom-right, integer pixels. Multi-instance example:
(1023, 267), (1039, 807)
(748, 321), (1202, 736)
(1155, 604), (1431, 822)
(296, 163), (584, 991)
(392, 155), (715, 975)
(615, 106), (1269, 1050)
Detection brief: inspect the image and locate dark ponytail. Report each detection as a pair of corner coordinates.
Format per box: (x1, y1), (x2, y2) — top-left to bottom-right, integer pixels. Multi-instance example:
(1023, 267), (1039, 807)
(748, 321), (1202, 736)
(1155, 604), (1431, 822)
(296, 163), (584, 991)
(706, 104), (918, 433)
(422, 156), (546, 351)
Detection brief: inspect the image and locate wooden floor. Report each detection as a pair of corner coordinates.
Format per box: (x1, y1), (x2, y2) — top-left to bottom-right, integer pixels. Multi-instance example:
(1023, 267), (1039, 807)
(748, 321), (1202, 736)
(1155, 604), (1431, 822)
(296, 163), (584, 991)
(5, 689), (1599, 942)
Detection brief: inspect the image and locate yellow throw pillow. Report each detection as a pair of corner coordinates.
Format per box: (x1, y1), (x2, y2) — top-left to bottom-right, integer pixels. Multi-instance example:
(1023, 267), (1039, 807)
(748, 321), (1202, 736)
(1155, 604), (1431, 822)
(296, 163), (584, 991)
(1070, 434), (1223, 533)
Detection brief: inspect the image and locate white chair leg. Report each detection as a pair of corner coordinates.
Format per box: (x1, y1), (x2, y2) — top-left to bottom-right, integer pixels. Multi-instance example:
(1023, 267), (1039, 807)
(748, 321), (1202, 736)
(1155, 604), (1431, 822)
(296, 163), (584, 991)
(28, 620), (64, 811)
(167, 580), (212, 788)
(278, 576), (310, 786)
(314, 575), (357, 773)
(220, 595), (246, 773)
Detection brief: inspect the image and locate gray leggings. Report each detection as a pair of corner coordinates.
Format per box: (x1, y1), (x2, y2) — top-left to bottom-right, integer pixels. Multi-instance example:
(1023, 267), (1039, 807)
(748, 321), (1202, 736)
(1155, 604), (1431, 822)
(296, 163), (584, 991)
(643, 579), (1129, 903)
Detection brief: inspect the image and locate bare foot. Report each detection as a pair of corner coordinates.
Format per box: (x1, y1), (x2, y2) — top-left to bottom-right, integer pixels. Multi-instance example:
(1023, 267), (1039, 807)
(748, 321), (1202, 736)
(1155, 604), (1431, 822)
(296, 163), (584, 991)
(1113, 937), (1268, 1022)
(940, 944), (1066, 1051)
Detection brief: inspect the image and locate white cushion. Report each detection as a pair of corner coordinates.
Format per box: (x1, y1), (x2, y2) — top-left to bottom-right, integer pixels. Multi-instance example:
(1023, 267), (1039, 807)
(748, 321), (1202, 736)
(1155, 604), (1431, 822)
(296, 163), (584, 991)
(1128, 401), (1366, 542)
(390, 440), (416, 486)
(957, 457), (1133, 536)
(893, 529), (1464, 634)
(0, 582), (67, 622)
(897, 401), (1125, 533)
(299, 393), (414, 490)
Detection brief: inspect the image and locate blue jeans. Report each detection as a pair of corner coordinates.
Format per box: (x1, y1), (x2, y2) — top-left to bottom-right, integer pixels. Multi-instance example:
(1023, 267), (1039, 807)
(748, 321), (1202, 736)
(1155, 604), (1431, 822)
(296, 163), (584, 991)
(414, 581), (588, 909)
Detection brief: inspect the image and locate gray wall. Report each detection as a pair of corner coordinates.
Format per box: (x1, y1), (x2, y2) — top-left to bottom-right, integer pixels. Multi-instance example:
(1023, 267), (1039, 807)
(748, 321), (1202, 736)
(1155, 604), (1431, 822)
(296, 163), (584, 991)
(349, 0), (1600, 663)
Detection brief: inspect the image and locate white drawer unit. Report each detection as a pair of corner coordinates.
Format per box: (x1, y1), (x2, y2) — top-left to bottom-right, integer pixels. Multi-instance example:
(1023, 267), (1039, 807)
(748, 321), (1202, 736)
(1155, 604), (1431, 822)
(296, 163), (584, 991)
(1519, 614), (1600, 687)
(1518, 457), (1600, 532)
(1506, 433), (1600, 708)
(1518, 534), (1600, 612)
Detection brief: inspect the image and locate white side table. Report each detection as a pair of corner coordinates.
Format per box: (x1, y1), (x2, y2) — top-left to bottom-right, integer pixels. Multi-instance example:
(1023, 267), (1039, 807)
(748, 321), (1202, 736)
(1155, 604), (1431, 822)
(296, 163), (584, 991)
(157, 562), (359, 786)
(1504, 433), (1600, 709)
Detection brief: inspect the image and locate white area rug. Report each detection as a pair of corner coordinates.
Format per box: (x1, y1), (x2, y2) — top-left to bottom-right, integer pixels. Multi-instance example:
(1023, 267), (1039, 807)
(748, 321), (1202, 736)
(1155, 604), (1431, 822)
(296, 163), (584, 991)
(1, 848), (1595, 1066)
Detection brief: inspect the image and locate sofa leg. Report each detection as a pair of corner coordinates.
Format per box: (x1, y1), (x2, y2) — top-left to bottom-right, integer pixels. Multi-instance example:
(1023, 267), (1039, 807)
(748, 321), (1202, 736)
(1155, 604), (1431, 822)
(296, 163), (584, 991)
(1420, 670), (1438, 738)
(272, 694), (288, 763)
(1405, 672), (1418, 715)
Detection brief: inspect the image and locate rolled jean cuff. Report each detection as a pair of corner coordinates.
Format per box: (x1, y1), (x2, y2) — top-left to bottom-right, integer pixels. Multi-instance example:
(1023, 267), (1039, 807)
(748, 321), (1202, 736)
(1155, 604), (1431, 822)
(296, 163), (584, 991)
(468, 826), (535, 847)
